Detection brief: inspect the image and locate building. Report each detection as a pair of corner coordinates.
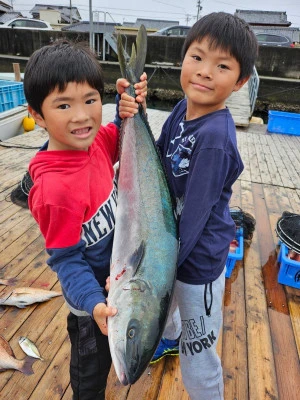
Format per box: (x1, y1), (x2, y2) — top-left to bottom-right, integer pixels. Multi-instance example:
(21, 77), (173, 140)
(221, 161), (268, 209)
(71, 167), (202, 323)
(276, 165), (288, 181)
(30, 4), (81, 24)
(0, 1), (22, 24)
(123, 18), (179, 30)
(235, 10), (299, 42)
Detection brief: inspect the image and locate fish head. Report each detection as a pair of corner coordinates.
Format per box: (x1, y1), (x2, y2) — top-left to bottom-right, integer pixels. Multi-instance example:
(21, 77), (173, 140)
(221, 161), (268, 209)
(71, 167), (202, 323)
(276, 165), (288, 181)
(112, 317), (155, 385)
(19, 336), (26, 344)
(108, 278), (162, 385)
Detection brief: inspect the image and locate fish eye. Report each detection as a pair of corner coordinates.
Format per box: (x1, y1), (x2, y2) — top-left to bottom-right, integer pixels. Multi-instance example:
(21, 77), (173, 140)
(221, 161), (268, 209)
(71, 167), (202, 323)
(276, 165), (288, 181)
(128, 328), (135, 339)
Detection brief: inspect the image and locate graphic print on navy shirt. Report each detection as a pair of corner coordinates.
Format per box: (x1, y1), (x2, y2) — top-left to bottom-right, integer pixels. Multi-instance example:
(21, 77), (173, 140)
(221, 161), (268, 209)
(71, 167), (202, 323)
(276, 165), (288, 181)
(166, 121), (195, 177)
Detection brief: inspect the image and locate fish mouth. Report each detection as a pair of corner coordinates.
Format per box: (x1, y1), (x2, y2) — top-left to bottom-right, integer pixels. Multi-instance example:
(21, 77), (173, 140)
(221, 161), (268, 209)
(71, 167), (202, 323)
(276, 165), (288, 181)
(119, 370), (129, 386)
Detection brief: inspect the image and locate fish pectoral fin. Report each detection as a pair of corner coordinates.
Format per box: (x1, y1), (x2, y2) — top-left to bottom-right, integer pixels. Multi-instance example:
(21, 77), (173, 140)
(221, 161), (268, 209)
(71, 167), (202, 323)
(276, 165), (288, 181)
(129, 241), (145, 276)
(124, 278), (151, 293)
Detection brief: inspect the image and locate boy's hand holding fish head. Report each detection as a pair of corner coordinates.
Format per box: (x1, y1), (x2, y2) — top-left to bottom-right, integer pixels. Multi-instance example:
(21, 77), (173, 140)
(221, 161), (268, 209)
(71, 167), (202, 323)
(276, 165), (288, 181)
(93, 73), (147, 335)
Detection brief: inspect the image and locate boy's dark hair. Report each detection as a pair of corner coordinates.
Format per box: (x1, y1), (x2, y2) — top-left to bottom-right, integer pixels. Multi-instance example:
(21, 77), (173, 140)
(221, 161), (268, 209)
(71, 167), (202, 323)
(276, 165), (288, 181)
(24, 40), (104, 116)
(182, 12), (258, 82)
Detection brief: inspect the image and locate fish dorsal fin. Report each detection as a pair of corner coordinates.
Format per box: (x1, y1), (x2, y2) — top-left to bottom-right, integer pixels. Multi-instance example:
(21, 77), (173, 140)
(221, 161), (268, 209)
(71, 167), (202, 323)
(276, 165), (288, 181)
(128, 241), (145, 276)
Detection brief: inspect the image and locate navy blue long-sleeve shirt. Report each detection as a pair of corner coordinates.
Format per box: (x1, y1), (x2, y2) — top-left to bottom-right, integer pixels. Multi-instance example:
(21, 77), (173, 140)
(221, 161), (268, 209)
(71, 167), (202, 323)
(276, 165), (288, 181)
(156, 99), (244, 284)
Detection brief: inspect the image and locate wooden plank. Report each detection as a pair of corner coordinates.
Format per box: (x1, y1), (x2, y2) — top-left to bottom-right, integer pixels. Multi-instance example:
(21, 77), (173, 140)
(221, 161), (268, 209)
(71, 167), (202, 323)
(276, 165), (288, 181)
(237, 131), (252, 183)
(285, 288), (300, 359)
(269, 135), (296, 189)
(254, 134), (272, 185)
(265, 185), (300, 360)
(0, 209), (31, 238)
(0, 213), (36, 253)
(61, 384), (72, 400)
(277, 135), (300, 189)
(258, 135), (283, 186)
(106, 366), (131, 400)
(223, 180), (248, 400)
(242, 180), (278, 400)
(157, 357), (189, 400)
(29, 335), (70, 400)
(246, 134), (262, 183)
(253, 182), (300, 400)
(0, 224), (41, 269)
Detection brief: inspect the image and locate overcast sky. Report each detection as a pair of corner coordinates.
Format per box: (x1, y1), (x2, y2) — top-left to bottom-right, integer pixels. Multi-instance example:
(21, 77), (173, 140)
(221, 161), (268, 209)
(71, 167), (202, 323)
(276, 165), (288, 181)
(9, 0), (300, 27)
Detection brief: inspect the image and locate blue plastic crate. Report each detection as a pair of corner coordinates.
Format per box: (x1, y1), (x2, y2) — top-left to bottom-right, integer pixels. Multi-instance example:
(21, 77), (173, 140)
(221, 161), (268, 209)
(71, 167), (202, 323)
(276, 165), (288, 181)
(225, 228), (244, 278)
(0, 80), (26, 112)
(267, 110), (300, 136)
(277, 243), (300, 289)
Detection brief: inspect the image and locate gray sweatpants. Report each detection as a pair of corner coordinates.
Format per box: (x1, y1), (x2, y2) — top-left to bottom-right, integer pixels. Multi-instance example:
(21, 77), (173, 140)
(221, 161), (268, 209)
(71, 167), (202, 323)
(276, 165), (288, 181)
(163, 268), (225, 400)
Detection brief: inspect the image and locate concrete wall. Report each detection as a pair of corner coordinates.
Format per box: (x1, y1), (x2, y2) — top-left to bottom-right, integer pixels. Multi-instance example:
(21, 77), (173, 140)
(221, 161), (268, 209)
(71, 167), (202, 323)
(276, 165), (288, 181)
(0, 28), (299, 80)
(256, 46), (299, 79)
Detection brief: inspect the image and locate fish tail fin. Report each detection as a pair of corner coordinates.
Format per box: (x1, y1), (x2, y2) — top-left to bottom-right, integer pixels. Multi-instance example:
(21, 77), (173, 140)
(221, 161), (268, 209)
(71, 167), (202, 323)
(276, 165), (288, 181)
(117, 34), (127, 80)
(117, 24), (147, 84)
(0, 278), (18, 286)
(20, 356), (38, 375)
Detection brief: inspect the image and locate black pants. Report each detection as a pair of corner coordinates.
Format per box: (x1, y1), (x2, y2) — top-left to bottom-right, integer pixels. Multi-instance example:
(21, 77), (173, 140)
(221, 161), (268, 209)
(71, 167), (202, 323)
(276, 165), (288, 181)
(67, 313), (112, 400)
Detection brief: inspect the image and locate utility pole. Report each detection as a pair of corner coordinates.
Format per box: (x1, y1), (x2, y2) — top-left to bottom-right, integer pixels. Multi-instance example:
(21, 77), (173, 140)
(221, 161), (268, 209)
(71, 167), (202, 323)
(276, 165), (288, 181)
(89, 0), (93, 50)
(185, 14), (192, 25)
(197, 0), (202, 20)
(69, 0), (72, 25)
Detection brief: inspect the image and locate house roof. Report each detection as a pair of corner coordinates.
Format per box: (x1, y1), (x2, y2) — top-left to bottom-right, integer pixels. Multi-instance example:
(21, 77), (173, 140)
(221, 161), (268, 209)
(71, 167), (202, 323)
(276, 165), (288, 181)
(0, 1), (12, 13)
(126, 18), (179, 30)
(235, 10), (291, 27)
(0, 11), (22, 23)
(62, 21), (120, 34)
(30, 4), (81, 23)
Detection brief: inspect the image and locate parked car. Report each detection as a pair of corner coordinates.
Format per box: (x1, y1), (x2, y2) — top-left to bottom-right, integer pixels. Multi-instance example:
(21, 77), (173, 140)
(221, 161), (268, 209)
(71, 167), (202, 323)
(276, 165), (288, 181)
(255, 33), (293, 47)
(150, 25), (190, 37)
(0, 18), (53, 30)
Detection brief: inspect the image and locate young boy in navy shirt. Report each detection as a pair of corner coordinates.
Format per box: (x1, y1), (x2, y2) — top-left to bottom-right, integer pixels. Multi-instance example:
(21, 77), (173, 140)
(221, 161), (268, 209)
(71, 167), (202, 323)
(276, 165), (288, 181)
(151, 12), (258, 399)
(24, 40), (146, 399)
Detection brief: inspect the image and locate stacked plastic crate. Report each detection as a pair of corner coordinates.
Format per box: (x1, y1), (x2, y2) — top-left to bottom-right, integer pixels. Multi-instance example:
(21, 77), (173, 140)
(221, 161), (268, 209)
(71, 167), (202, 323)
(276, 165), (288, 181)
(0, 80), (26, 112)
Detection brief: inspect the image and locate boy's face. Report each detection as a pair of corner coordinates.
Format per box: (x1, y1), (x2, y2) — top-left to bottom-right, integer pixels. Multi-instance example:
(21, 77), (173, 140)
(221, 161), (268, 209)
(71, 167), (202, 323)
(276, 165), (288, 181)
(180, 37), (248, 119)
(29, 82), (102, 151)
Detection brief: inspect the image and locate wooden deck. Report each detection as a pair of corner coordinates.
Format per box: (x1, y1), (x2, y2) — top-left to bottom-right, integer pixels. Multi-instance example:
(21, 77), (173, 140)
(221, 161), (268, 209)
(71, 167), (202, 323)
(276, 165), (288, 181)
(225, 82), (252, 127)
(0, 104), (300, 399)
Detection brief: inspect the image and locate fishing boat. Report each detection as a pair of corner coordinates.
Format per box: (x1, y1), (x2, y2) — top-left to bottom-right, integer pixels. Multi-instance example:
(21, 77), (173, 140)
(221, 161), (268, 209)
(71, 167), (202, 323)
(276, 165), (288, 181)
(0, 104), (29, 141)
(0, 76), (35, 141)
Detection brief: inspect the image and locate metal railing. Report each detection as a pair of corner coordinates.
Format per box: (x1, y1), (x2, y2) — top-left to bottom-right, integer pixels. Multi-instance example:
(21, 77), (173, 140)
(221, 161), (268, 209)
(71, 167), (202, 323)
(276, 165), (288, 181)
(248, 66), (260, 115)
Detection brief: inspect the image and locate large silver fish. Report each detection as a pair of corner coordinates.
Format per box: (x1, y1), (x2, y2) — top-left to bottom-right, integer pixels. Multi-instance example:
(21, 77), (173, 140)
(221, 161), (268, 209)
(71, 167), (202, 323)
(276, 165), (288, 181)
(0, 287), (62, 308)
(0, 335), (37, 375)
(107, 25), (178, 385)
